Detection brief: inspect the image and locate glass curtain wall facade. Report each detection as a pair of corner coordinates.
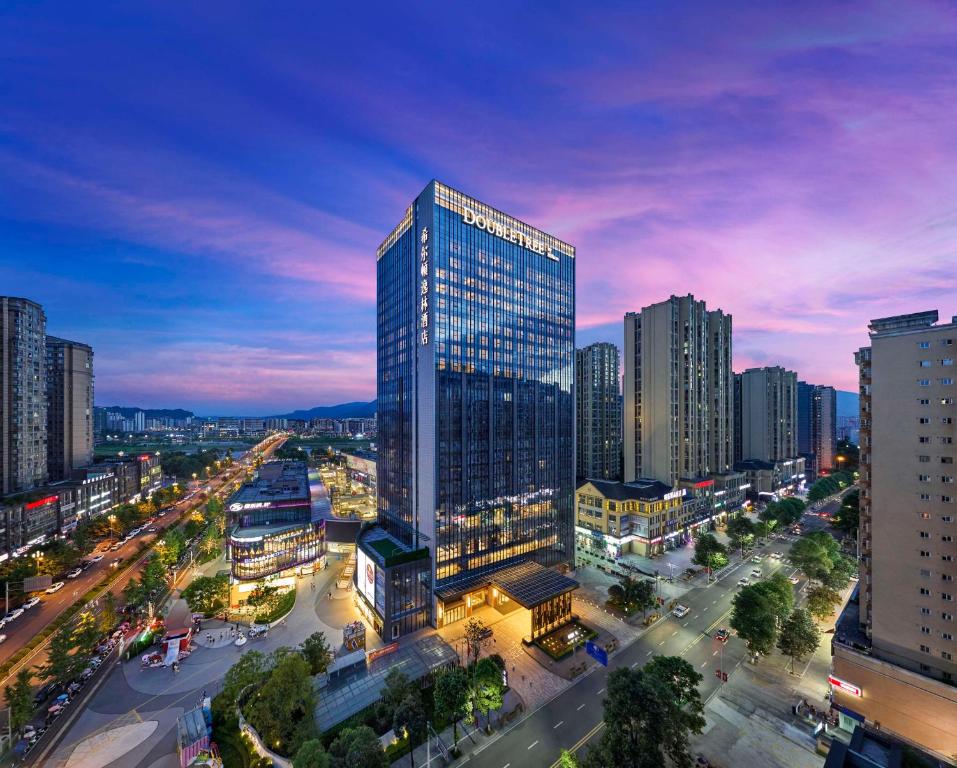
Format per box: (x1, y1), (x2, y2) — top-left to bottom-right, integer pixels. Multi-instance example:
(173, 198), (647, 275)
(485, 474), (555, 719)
(375, 181), (575, 629)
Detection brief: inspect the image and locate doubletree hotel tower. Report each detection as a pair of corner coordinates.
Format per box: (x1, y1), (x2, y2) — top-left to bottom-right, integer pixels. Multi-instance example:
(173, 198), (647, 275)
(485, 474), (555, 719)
(358, 181), (577, 641)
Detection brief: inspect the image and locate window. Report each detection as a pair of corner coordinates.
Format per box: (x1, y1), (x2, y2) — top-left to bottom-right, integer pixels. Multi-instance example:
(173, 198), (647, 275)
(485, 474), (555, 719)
(921, 607), (932, 615)
(944, 478), (956, 485)
(945, 633), (954, 641)
(944, 535), (954, 542)
(945, 653), (954, 662)
(921, 644), (931, 653)
(944, 418), (954, 425)
(945, 457), (955, 465)
(922, 569), (932, 577)
(920, 379), (932, 387)
(944, 612), (954, 621)
(922, 626), (932, 634)
(920, 398), (931, 405)
(920, 342), (931, 349)
(944, 359), (955, 366)
(922, 512), (932, 519)
(944, 593), (954, 601)
(943, 496), (953, 503)
(943, 378), (954, 386)
(921, 360), (933, 367)
(920, 436), (931, 443)
(921, 455), (932, 463)
(920, 475), (931, 482)
(944, 516), (954, 523)
(921, 531), (931, 538)
(921, 550), (932, 557)
(921, 493), (932, 500)
(943, 399), (955, 406)
(921, 587), (932, 595)
(920, 417), (931, 424)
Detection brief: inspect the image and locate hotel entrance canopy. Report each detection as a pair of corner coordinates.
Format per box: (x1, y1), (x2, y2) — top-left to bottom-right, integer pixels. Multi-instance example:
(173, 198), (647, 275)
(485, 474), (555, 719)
(435, 561), (578, 640)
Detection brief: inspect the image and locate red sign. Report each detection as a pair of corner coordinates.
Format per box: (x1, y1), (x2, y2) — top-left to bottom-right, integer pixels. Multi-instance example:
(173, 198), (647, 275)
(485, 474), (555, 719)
(828, 675), (861, 697)
(26, 495), (58, 510)
(694, 480), (715, 489)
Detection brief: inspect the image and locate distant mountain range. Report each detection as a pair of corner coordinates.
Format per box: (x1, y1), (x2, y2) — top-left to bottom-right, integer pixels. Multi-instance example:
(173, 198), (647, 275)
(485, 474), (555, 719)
(95, 406), (195, 419)
(277, 401), (376, 420)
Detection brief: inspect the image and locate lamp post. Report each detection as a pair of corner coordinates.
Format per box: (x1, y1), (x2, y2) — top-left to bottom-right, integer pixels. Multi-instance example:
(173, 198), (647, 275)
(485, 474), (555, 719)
(108, 514), (117, 545)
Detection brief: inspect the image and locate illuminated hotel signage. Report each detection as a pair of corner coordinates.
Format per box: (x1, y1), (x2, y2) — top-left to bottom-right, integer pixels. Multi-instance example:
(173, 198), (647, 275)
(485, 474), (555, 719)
(664, 489), (687, 502)
(462, 207), (558, 261)
(420, 226), (430, 345)
(828, 675), (862, 697)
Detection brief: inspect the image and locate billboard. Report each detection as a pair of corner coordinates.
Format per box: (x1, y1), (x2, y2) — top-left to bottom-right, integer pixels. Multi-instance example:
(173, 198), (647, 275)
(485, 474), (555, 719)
(357, 548), (377, 611)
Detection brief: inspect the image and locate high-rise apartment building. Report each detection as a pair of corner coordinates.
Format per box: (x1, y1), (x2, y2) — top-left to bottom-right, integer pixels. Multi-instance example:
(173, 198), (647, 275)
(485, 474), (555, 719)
(797, 380), (837, 479)
(576, 342), (621, 481)
(46, 336), (94, 481)
(1, 297), (48, 495)
(359, 181), (577, 642)
(734, 366), (797, 464)
(831, 311), (957, 756)
(623, 295), (734, 486)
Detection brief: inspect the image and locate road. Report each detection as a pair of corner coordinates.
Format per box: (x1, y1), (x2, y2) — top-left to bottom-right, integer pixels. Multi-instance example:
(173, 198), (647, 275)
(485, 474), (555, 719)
(465, 496), (844, 768)
(0, 433), (286, 692)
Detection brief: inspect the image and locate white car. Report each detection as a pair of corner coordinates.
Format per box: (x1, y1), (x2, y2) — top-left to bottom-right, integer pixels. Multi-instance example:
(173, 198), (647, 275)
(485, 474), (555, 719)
(0, 634), (6, 644)
(46, 581), (65, 594)
(90, 554), (104, 563)
(22, 596), (41, 609)
(3, 608), (24, 622)
(750, 569), (762, 579)
(751, 555), (764, 563)
(671, 604), (690, 619)
(788, 576), (800, 585)
(737, 577), (751, 587)
(66, 567), (83, 579)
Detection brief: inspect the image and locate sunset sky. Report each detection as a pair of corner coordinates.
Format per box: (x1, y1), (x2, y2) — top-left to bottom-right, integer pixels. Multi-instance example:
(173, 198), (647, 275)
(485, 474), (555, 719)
(2, 1), (955, 414)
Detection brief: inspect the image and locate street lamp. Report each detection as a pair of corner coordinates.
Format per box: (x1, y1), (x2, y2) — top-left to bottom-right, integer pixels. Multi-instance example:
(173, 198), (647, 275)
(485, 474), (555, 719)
(108, 513), (117, 544)
(31, 551), (44, 574)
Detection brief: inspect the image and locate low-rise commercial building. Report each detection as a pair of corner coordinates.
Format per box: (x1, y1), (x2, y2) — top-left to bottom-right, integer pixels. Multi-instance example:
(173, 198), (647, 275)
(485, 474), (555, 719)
(575, 478), (731, 558)
(733, 457), (806, 496)
(227, 460), (325, 598)
(95, 453), (162, 502)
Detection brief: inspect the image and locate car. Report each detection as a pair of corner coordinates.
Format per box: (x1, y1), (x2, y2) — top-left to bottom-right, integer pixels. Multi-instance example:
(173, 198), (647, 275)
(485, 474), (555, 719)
(737, 577), (750, 587)
(147, 527), (157, 533)
(22, 596), (41, 609)
(714, 628), (731, 643)
(90, 554), (104, 563)
(0, 634), (6, 644)
(109, 542), (122, 551)
(750, 569), (762, 579)
(66, 567), (83, 579)
(770, 552), (782, 559)
(34, 681), (62, 706)
(46, 581), (65, 594)
(788, 576), (800, 584)
(751, 555), (764, 563)
(3, 608), (24, 622)
(110, 559), (121, 568)
(672, 604), (690, 619)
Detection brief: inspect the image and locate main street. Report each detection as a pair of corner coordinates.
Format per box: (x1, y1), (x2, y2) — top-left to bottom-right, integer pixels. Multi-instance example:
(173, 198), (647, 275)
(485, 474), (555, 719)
(464, 496), (844, 768)
(0, 433), (286, 692)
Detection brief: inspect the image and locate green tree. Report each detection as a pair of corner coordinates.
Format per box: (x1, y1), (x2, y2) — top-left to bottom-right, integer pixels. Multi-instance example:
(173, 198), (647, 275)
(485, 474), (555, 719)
(243, 651), (317, 756)
(832, 489), (860, 536)
(99, 591), (119, 634)
(433, 666), (471, 744)
(300, 631), (333, 675)
(559, 749), (579, 768)
(822, 555), (858, 592)
(731, 584), (779, 659)
(141, 554), (169, 593)
(294, 740), (331, 768)
(835, 439), (859, 473)
(182, 574), (229, 616)
(392, 693), (426, 768)
(692, 534), (728, 581)
(754, 573), (794, 626)
(464, 617), (490, 665)
(777, 608), (820, 673)
(790, 531), (844, 584)
(40, 622), (83, 684)
(327, 725), (388, 768)
(217, 650), (269, 713)
(726, 516), (756, 556)
(157, 529), (186, 568)
(5, 668), (34, 734)
(806, 585), (842, 621)
(472, 656), (505, 732)
(583, 656), (704, 768)
(73, 610), (102, 658)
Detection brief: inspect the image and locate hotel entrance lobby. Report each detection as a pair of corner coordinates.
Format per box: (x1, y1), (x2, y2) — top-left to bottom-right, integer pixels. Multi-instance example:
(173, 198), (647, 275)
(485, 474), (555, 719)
(435, 561), (579, 643)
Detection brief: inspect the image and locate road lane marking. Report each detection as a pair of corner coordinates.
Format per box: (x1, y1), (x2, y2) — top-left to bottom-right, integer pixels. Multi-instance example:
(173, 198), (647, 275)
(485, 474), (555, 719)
(597, 688), (605, 695)
(631, 662), (639, 668)
(713, 599), (718, 604)
(700, 661), (708, 668)
(658, 640), (665, 646)
(528, 741), (539, 750)
(703, 605), (709, 611)
(646, 650), (653, 656)
(577, 704), (586, 711)
(671, 631), (678, 637)
(682, 621), (689, 627)
(554, 721), (564, 729)
(713, 650), (718, 656)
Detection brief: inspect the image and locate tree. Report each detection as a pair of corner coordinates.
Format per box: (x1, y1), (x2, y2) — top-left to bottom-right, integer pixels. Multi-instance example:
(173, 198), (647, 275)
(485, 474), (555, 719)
(392, 693), (426, 768)
(806, 585), (842, 621)
(157, 529), (186, 568)
(789, 531), (842, 583)
(300, 631), (333, 676)
(182, 574), (229, 616)
(464, 617), (490, 664)
(608, 575), (657, 616)
(730, 585), (779, 659)
(726, 516), (756, 556)
(433, 666), (471, 744)
(472, 656), (505, 732)
(558, 750), (579, 768)
(40, 622), (85, 684)
(243, 651), (317, 756)
(583, 657), (704, 768)
(141, 555), (169, 594)
(327, 726), (388, 768)
(832, 489), (860, 536)
(295, 740), (331, 768)
(99, 592), (119, 634)
(692, 534), (728, 581)
(777, 608), (820, 673)
(5, 668), (34, 734)
(822, 555), (858, 592)
(217, 650), (269, 712)
(754, 573), (794, 626)
(380, 668), (412, 716)
(199, 526), (221, 559)
(73, 610), (102, 659)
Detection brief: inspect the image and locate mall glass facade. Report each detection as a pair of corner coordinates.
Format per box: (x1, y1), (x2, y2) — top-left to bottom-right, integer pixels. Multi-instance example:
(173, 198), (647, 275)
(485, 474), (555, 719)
(371, 181), (575, 635)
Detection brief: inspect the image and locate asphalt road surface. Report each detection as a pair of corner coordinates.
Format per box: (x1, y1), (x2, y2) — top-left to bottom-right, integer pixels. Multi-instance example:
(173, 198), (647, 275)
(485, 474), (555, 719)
(463, 496), (845, 768)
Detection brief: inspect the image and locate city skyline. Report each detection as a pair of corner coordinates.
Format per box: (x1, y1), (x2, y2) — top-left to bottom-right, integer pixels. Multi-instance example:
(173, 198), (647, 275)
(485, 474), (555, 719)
(3, 2), (957, 413)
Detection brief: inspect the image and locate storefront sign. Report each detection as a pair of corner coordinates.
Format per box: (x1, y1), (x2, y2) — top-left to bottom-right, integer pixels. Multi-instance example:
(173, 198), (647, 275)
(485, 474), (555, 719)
(664, 489), (686, 501)
(462, 207), (557, 261)
(26, 495), (58, 510)
(828, 675), (862, 697)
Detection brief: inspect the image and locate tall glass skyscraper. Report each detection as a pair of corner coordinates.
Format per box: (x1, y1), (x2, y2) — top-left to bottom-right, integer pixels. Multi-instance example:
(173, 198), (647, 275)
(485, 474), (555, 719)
(360, 181), (577, 641)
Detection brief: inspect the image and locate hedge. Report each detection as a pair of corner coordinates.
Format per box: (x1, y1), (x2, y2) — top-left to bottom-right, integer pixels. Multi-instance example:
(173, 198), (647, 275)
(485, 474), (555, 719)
(252, 589), (295, 624)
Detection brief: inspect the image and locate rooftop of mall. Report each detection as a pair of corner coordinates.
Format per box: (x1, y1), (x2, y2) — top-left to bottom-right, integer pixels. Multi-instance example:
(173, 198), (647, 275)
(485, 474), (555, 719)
(229, 459), (310, 505)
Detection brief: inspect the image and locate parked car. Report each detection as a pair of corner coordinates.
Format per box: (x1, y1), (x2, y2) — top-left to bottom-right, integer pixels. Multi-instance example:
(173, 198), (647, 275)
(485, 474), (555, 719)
(46, 581), (65, 594)
(671, 604), (690, 619)
(109, 542), (122, 551)
(0, 634), (6, 644)
(90, 554), (104, 563)
(750, 569), (762, 579)
(751, 555), (764, 563)
(110, 559), (121, 568)
(33, 681), (62, 706)
(3, 608), (24, 622)
(737, 577), (750, 587)
(788, 575), (800, 585)
(66, 567), (83, 579)
(22, 596), (41, 610)
(714, 628), (731, 643)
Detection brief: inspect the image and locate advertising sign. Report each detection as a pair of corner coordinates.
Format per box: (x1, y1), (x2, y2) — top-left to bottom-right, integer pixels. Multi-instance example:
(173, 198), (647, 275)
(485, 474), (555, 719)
(357, 549), (377, 609)
(585, 640), (608, 666)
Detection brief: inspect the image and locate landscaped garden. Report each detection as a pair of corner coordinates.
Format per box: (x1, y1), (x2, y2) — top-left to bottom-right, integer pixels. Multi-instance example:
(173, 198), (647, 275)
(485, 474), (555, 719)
(536, 620), (597, 660)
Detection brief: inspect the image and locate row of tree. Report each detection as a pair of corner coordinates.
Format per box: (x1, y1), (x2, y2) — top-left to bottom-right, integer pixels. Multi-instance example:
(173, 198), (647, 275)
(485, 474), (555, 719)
(807, 470), (855, 503)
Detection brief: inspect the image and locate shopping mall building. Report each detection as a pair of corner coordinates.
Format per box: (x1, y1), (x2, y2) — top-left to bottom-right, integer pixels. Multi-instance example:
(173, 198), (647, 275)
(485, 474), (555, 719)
(357, 181), (578, 642)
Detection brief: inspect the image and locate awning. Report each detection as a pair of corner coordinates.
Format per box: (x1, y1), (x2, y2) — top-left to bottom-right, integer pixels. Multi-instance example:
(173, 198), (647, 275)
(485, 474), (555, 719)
(435, 560), (578, 609)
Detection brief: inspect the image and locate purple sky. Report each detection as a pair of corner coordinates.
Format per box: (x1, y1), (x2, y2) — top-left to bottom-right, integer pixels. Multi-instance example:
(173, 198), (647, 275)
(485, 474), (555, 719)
(2, 2), (956, 414)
